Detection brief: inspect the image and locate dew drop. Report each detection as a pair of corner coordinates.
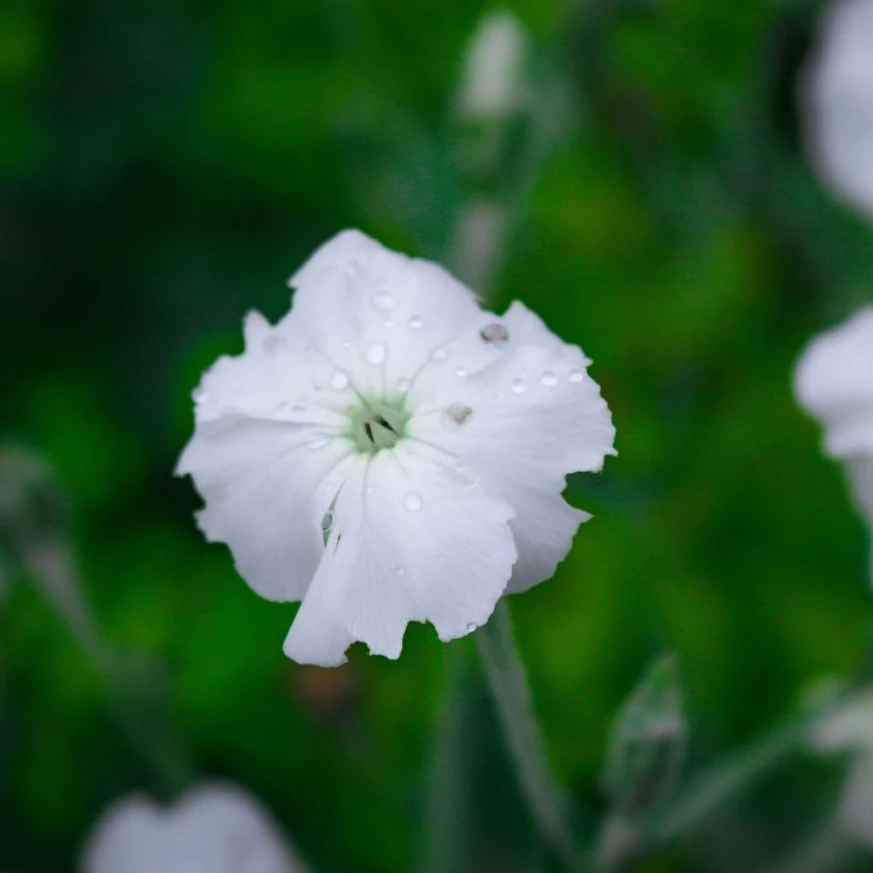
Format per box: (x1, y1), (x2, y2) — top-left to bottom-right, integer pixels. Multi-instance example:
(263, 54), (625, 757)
(365, 486), (374, 497)
(365, 342), (388, 365)
(454, 459), (466, 472)
(192, 387), (207, 403)
(262, 336), (286, 354)
(409, 315), (424, 330)
(342, 340), (352, 350)
(330, 371), (349, 390)
(445, 403), (473, 426)
(568, 369), (584, 384)
(455, 367), (468, 378)
(404, 493), (423, 512)
(309, 437), (329, 450)
(465, 622), (478, 633)
(430, 347), (449, 363)
(372, 291), (395, 312)
(397, 378), (412, 392)
(394, 564), (406, 576)
(480, 323), (509, 344)
(541, 371), (558, 387)
(511, 378), (526, 394)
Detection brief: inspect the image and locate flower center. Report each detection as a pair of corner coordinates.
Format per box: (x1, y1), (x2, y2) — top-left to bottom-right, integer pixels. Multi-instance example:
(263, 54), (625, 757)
(345, 395), (410, 454)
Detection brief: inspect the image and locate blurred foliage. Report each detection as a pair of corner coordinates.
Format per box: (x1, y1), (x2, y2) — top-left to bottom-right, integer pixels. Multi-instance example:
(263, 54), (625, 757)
(2, 0), (873, 871)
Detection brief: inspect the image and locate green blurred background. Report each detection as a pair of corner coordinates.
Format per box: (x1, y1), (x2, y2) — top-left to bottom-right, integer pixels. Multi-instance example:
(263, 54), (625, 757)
(2, 0), (873, 870)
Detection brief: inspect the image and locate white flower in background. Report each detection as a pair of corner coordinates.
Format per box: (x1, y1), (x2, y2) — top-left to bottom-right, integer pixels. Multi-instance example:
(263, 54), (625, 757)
(801, 0), (873, 219)
(178, 230), (615, 667)
(80, 783), (305, 873)
(795, 308), (873, 572)
(456, 9), (528, 123)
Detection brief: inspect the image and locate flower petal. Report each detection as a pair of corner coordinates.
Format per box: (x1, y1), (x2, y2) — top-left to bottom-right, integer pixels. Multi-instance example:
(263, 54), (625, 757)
(283, 445), (517, 666)
(81, 783), (302, 873)
(411, 302), (614, 592)
(802, 0), (873, 220)
(795, 306), (873, 458)
(413, 332), (615, 483)
(502, 481), (590, 594)
(191, 309), (350, 430)
(177, 416), (353, 602)
(283, 230), (493, 395)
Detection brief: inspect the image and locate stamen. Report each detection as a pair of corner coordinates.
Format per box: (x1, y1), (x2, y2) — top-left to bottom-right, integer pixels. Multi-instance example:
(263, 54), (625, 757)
(346, 394), (411, 454)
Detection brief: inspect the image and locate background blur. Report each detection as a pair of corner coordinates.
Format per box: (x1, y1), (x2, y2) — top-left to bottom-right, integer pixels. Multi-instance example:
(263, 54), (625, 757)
(3, 0), (873, 870)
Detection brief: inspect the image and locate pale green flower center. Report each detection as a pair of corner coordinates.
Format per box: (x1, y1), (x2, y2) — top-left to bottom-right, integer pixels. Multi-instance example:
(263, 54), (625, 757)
(345, 395), (410, 454)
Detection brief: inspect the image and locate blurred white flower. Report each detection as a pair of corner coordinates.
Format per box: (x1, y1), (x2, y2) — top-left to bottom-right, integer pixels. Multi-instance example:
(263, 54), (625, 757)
(456, 9), (528, 123)
(178, 229), (615, 667)
(795, 308), (873, 568)
(80, 783), (304, 873)
(801, 0), (873, 219)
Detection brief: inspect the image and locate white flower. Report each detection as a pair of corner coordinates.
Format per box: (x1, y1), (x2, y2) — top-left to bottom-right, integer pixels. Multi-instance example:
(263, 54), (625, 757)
(177, 230), (615, 667)
(795, 307), (873, 458)
(80, 783), (305, 873)
(795, 308), (873, 568)
(801, 0), (873, 220)
(456, 10), (528, 123)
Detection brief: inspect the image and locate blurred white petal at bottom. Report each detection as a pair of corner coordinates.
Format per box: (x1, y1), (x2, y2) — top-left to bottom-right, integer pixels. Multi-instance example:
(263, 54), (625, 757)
(80, 783), (306, 873)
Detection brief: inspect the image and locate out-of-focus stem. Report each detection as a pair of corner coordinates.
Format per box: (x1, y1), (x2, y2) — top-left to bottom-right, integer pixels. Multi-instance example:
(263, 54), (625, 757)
(476, 601), (582, 866)
(422, 649), (474, 873)
(764, 820), (857, 873)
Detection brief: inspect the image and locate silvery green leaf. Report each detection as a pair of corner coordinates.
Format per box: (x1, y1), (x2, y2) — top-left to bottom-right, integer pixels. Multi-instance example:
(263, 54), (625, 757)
(603, 655), (687, 817)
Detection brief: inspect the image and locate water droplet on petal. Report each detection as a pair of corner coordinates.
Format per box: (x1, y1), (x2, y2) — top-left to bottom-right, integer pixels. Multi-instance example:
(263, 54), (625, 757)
(397, 378), (412, 392)
(511, 378), (526, 394)
(409, 315), (424, 330)
(262, 336), (286, 354)
(342, 340), (352, 350)
(365, 486), (374, 497)
(480, 323), (509, 344)
(466, 622), (478, 633)
(330, 371), (349, 390)
(404, 493), (423, 512)
(192, 387), (207, 403)
(309, 438), (329, 450)
(455, 367), (468, 378)
(365, 342), (388, 365)
(568, 369), (584, 384)
(372, 291), (395, 312)
(445, 403), (473, 426)
(541, 371), (558, 387)
(454, 459), (466, 471)
(394, 564), (406, 576)
(430, 347), (448, 363)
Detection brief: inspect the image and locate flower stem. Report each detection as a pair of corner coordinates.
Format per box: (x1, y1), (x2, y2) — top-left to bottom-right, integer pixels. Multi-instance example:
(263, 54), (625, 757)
(763, 820), (858, 873)
(476, 601), (582, 866)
